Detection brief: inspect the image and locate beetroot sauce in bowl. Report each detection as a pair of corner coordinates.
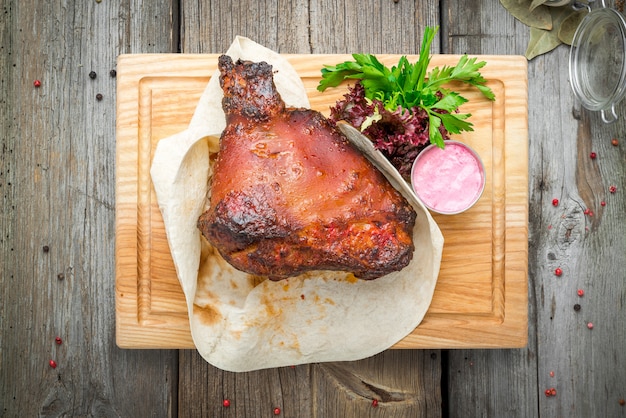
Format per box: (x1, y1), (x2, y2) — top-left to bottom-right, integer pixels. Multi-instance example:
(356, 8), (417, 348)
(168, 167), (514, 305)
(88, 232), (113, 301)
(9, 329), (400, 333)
(410, 140), (485, 215)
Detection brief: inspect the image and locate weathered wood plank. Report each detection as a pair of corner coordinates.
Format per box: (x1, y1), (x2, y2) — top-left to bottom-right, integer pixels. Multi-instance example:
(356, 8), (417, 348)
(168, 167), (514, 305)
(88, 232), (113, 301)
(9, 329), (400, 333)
(309, 0), (439, 54)
(177, 1), (443, 417)
(444, 0), (626, 417)
(0, 0), (178, 416)
(179, 349), (314, 418)
(181, 0), (310, 54)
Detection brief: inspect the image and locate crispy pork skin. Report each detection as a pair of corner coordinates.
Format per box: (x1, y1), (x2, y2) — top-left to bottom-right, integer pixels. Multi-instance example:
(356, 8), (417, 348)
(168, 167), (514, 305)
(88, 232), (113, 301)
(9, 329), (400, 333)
(197, 55), (416, 280)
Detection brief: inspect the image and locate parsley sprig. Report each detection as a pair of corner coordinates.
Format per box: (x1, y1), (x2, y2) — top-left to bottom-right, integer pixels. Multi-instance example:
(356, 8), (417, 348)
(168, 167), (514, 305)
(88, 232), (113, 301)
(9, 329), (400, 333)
(317, 26), (495, 148)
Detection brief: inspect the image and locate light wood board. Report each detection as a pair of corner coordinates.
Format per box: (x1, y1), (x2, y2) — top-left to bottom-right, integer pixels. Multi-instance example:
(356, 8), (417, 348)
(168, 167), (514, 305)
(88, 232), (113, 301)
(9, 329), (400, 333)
(115, 54), (528, 349)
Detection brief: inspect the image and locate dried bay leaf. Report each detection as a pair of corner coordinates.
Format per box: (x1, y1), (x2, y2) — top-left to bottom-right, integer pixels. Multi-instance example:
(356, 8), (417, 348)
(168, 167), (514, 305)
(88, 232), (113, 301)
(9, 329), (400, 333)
(503, 0), (589, 59)
(500, 0), (552, 30)
(529, 0), (549, 12)
(525, 7), (585, 59)
(558, 10), (588, 45)
(525, 27), (562, 59)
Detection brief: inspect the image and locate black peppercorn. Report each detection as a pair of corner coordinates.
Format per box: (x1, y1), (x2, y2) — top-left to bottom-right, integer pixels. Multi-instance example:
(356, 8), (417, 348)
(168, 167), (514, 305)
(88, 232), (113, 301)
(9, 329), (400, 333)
(43, 245), (49, 253)
(574, 304), (581, 312)
(109, 69), (117, 78)
(57, 273), (65, 280)
(96, 93), (103, 101)
(89, 71), (97, 79)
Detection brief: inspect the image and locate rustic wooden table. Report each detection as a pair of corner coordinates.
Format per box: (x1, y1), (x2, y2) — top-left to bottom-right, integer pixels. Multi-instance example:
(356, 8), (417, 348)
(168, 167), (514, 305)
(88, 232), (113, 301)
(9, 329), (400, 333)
(2, 1), (625, 417)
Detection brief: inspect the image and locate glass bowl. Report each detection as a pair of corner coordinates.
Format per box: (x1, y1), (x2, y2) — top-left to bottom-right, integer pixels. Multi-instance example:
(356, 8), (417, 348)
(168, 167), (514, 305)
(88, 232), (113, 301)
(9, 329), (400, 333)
(410, 141), (486, 215)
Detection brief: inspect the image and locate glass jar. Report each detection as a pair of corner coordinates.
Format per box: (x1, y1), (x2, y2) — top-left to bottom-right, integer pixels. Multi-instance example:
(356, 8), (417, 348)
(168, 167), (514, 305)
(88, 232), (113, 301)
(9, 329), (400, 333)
(569, 0), (626, 123)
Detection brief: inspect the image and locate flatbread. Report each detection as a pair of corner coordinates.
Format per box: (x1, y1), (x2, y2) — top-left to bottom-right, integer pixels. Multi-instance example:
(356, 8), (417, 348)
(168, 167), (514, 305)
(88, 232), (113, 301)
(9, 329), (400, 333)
(150, 36), (444, 372)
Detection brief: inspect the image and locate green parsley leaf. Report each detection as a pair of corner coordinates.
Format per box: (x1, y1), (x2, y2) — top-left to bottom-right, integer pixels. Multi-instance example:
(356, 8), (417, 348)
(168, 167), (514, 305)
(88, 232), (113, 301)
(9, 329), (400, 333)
(317, 25), (495, 147)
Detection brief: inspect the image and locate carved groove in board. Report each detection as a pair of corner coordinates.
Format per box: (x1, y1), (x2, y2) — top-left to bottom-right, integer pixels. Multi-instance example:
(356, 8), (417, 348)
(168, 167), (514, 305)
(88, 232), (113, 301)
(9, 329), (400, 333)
(136, 76), (213, 325)
(490, 79), (506, 324)
(137, 78), (153, 325)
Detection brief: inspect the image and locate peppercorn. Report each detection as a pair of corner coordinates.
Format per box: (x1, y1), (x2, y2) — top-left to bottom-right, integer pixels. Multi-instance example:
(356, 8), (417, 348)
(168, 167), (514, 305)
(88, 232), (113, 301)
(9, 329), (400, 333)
(554, 267), (563, 277)
(49, 360), (57, 369)
(96, 93), (103, 101)
(55, 336), (63, 345)
(109, 69), (117, 78)
(89, 71), (97, 79)
(57, 273), (65, 280)
(590, 152), (597, 159)
(273, 407), (281, 415)
(612, 138), (619, 146)
(222, 399), (230, 407)
(34, 80), (42, 87)
(43, 245), (49, 253)
(552, 198), (559, 206)
(574, 304), (581, 311)
(372, 399), (379, 407)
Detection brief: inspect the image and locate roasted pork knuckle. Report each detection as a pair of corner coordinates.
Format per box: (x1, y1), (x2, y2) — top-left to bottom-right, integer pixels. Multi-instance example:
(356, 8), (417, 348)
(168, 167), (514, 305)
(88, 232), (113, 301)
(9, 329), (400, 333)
(197, 55), (416, 280)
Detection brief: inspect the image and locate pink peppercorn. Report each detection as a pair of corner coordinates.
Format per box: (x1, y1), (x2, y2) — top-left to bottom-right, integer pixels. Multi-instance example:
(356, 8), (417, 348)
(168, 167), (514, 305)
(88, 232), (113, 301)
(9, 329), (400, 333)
(554, 268), (563, 277)
(273, 407), (281, 415)
(222, 399), (230, 407)
(577, 289), (584, 297)
(372, 399), (379, 407)
(55, 336), (63, 344)
(587, 322), (594, 329)
(34, 80), (41, 87)
(552, 198), (559, 206)
(590, 152), (597, 159)
(49, 360), (57, 369)
(609, 185), (617, 193)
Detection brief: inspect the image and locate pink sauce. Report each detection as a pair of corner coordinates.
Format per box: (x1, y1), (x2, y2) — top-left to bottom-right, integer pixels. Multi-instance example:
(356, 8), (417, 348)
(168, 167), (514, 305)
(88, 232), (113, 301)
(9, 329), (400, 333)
(411, 141), (485, 214)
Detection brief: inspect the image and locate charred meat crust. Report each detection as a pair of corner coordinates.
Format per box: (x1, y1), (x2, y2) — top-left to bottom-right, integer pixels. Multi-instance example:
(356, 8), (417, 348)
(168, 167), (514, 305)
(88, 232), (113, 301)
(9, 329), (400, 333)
(198, 55), (416, 280)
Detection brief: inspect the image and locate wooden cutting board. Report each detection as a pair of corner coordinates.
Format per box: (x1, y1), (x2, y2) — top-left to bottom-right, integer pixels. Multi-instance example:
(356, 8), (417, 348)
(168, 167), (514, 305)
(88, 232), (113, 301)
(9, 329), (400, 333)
(115, 54), (528, 349)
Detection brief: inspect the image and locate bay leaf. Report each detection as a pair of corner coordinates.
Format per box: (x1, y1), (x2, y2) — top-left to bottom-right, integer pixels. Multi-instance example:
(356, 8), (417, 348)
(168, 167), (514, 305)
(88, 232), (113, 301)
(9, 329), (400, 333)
(558, 10), (588, 45)
(524, 7), (588, 59)
(525, 27), (562, 60)
(529, 0), (549, 12)
(500, 0), (552, 30)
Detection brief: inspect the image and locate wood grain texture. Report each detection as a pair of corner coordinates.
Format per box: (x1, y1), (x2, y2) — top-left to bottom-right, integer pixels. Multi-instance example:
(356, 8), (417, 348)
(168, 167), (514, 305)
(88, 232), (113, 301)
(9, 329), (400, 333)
(0, 0), (178, 416)
(178, 348), (442, 418)
(445, 1), (626, 417)
(312, 350), (442, 417)
(115, 53), (528, 351)
(178, 349), (314, 418)
(308, 1), (439, 54)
